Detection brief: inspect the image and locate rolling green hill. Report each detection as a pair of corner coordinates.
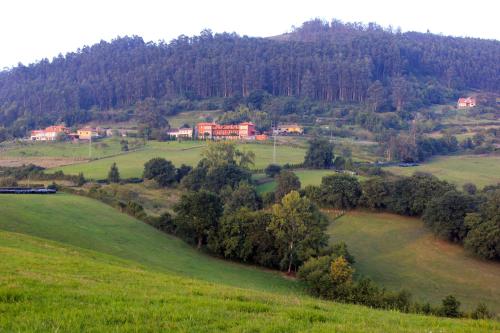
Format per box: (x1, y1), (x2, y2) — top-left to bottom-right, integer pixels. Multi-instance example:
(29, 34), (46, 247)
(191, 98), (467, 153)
(328, 211), (500, 314)
(0, 193), (295, 293)
(0, 194), (497, 332)
(2, 230), (496, 332)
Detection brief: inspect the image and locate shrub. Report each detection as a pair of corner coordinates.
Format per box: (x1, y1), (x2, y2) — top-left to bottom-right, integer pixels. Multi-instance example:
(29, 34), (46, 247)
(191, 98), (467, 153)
(264, 164), (282, 178)
(143, 158), (177, 187)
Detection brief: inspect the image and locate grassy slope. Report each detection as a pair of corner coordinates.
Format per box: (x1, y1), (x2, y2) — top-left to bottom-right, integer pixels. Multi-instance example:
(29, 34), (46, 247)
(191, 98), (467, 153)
(385, 154), (500, 188)
(328, 211), (500, 314)
(53, 141), (306, 179)
(166, 110), (224, 128)
(2, 231), (495, 332)
(0, 193), (296, 294)
(256, 170), (366, 194)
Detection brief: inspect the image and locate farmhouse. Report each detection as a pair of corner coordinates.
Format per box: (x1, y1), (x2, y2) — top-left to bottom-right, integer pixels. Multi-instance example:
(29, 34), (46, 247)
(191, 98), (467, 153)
(77, 127), (99, 140)
(30, 125), (69, 141)
(276, 123), (304, 135)
(457, 97), (476, 108)
(196, 122), (256, 140)
(167, 127), (193, 139)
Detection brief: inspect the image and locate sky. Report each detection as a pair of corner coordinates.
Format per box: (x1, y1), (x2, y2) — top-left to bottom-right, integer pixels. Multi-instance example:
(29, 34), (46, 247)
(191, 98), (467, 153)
(1, 0), (499, 69)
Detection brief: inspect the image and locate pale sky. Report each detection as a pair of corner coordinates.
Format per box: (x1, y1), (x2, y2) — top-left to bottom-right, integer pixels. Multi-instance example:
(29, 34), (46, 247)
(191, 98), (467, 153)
(1, 0), (499, 69)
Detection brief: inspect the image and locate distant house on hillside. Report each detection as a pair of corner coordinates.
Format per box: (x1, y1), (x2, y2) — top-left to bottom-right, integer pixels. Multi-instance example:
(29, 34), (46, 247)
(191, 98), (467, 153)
(275, 123), (304, 135)
(77, 127), (99, 140)
(30, 125), (69, 141)
(457, 97), (477, 108)
(167, 127), (193, 139)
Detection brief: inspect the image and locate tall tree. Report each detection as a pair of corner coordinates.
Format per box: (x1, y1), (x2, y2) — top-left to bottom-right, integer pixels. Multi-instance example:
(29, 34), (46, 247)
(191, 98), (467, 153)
(304, 137), (335, 169)
(268, 191), (328, 273)
(174, 190), (223, 249)
(107, 162), (120, 183)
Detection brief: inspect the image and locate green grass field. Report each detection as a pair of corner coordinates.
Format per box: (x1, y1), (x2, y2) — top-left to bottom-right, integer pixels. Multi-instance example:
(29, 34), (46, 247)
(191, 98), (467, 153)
(53, 141), (306, 179)
(166, 110), (224, 128)
(385, 154), (500, 188)
(256, 170), (366, 194)
(328, 211), (500, 314)
(1, 194), (497, 332)
(1, 137), (125, 159)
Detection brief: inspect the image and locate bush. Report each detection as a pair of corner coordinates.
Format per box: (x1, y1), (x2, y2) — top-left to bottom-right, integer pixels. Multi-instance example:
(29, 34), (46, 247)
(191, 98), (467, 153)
(264, 164), (282, 178)
(143, 158), (177, 187)
(439, 295), (462, 318)
(471, 303), (493, 320)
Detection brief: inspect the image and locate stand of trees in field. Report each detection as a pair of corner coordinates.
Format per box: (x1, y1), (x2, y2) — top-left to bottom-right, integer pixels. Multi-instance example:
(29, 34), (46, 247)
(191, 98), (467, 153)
(1, 18), (499, 138)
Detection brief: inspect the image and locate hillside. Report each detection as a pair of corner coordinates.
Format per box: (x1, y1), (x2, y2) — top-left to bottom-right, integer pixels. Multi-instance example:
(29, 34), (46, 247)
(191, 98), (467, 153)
(0, 19), (499, 135)
(1, 199), (498, 332)
(328, 211), (500, 314)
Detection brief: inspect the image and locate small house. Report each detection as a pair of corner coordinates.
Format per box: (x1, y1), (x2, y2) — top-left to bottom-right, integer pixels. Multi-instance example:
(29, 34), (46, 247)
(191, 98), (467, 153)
(457, 97), (476, 108)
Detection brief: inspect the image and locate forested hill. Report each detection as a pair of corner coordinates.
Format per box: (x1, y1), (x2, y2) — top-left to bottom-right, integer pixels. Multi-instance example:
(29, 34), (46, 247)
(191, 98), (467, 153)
(0, 19), (499, 132)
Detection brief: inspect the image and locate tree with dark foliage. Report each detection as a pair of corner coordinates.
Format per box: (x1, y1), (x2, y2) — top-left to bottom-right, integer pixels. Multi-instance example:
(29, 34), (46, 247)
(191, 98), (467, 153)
(173, 190), (223, 249)
(422, 190), (478, 242)
(275, 170), (301, 202)
(107, 163), (120, 183)
(304, 137), (335, 169)
(318, 174), (362, 210)
(143, 158), (177, 187)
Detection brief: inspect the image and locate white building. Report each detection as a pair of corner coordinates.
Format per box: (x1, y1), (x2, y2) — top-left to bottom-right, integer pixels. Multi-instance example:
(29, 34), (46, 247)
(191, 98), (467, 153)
(167, 127), (193, 139)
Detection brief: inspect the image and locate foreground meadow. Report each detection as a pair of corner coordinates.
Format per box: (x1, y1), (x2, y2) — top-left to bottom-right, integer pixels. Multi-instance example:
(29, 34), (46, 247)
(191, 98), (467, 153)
(0, 194), (497, 332)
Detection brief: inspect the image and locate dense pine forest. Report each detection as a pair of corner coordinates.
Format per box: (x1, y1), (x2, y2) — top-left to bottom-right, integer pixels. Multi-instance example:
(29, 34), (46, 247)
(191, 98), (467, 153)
(0, 19), (499, 135)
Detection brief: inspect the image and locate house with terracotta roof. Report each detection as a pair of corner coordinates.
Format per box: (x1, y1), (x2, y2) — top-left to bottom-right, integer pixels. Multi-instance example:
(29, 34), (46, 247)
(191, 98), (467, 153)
(457, 97), (477, 108)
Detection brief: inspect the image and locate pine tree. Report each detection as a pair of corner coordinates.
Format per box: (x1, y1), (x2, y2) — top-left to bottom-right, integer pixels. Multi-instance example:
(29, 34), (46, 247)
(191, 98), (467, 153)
(108, 163), (120, 183)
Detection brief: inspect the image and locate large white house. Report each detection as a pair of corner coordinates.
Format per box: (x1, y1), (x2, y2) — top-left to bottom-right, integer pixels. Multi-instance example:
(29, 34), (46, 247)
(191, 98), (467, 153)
(167, 127), (193, 139)
(30, 126), (69, 141)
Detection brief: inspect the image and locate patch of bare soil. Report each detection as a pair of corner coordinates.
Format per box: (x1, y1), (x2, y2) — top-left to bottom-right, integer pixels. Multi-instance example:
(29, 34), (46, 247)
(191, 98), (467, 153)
(0, 157), (88, 168)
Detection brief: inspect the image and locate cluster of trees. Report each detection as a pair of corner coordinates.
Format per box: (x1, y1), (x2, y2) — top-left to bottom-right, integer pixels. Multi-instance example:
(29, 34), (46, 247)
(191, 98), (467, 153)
(303, 136), (355, 170)
(1, 19), (499, 135)
(385, 133), (460, 162)
(144, 142), (330, 273)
